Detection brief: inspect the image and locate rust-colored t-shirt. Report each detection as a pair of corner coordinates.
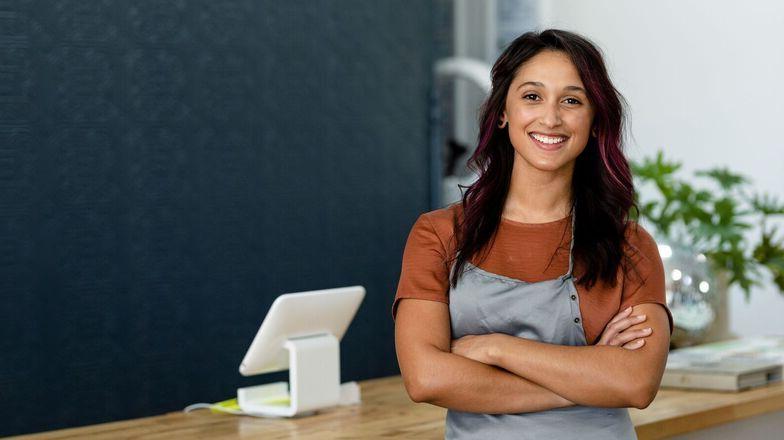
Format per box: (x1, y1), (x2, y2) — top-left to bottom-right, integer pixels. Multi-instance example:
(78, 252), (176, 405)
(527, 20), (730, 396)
(391, 202), (674, 345)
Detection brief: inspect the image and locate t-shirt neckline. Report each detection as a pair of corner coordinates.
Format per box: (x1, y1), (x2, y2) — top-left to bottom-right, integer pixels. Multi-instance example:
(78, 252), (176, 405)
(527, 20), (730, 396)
(500, 213), (571, 228)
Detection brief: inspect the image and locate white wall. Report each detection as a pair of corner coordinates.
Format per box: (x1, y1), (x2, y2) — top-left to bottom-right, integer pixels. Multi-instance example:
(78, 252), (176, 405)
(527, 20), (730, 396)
(538, 0), (784, 337)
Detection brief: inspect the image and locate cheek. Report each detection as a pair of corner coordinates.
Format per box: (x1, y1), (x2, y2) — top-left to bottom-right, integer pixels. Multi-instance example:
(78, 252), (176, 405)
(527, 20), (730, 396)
(571, 112), (593, 133)
(514, 106), (539, 123)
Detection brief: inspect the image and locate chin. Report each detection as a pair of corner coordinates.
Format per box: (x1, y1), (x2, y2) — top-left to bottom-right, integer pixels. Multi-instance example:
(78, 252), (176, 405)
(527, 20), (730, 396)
(519, 153), (576, 172)
(532, 162), (568, 172)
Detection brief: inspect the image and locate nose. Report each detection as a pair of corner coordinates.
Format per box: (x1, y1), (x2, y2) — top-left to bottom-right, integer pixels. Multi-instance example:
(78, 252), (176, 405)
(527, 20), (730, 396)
(540, 101), (563, 127)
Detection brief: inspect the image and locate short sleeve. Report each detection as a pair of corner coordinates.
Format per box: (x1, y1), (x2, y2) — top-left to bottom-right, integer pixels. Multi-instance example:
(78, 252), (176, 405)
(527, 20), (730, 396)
(391, 213), (450, 322)
(619, 223), (675, 335)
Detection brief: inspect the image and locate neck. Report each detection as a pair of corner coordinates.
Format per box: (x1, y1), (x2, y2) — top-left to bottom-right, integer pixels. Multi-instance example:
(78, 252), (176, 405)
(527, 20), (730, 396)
(502, 156), (574, 223)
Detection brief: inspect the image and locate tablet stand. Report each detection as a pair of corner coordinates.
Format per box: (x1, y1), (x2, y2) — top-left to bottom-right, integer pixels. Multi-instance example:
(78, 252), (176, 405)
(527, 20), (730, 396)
(237, 333), (352, 417)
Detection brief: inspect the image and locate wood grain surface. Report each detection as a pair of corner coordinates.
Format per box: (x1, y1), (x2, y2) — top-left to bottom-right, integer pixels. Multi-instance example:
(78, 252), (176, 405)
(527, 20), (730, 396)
(11, 375), (784, 439)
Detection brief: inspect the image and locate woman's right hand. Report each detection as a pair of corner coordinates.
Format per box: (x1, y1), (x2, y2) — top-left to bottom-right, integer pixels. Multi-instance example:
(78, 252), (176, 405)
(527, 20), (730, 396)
(595, 306), (651, 349)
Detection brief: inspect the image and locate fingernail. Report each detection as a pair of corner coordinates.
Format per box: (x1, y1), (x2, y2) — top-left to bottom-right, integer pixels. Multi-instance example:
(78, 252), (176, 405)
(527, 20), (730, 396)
(644, 327), (652, 332)
(638, 314), (647, 320)
(625, 306), (632, 312)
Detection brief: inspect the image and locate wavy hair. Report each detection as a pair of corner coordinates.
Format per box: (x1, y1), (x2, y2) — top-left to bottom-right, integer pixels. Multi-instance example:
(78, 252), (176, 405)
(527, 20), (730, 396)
(448, 29), (640, 290)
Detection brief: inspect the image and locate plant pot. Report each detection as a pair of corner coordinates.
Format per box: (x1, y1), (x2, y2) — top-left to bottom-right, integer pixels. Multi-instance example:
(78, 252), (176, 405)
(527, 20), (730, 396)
(658, 240), (724, 348)
(700, 269), (737, 344)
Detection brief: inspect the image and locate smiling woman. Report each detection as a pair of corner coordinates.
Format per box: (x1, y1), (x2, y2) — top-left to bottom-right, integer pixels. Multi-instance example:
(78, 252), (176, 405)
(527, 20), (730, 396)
(393, 28), (672, 440)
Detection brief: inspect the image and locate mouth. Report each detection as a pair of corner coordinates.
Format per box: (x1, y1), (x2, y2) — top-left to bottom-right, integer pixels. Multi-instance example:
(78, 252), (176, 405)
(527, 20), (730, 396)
(528, 132), (569, 151)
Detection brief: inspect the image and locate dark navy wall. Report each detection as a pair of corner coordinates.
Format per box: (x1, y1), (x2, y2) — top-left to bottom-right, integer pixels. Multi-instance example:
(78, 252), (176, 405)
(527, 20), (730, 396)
(0, 1), (438, 435)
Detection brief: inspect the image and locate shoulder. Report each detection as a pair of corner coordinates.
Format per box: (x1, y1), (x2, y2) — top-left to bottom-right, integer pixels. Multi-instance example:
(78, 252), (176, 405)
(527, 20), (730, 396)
(623, 221), (661, 263)
(420, 202), (461, 233)
(621, 220), (665, 285)
(404, 203), (462, 262)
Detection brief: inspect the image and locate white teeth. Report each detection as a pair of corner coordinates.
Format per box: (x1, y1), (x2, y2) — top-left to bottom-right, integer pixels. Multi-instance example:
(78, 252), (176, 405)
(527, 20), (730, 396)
(531, 133), (567, 144)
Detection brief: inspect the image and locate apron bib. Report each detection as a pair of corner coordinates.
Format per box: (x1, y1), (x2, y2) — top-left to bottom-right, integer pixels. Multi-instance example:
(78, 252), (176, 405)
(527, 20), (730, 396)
(446, 206), (637, 439)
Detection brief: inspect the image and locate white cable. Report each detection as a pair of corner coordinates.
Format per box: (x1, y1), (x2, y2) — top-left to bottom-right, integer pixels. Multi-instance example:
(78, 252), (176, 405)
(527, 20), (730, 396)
(183, 403), (246, 415)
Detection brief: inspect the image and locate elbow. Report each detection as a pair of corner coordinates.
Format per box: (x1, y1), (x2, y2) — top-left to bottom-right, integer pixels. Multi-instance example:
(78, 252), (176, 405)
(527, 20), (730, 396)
(408, 386), (430, 404)
(399, 345), (449, 403)
(630, 393), (655, 410)
(628, 380), (659, 409)
(403, 373), (436, 403)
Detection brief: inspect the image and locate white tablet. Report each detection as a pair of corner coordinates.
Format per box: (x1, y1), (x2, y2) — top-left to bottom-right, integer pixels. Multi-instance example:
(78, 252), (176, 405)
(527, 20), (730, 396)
(239, 285), (365, 376)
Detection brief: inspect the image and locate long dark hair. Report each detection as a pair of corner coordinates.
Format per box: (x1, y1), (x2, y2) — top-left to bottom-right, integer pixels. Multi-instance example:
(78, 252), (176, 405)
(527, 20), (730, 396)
(448, 29), (640, 290)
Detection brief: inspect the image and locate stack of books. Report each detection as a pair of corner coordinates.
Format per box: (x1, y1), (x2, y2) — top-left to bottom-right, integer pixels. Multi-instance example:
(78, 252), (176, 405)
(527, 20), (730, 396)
(662, 335), (784, 391)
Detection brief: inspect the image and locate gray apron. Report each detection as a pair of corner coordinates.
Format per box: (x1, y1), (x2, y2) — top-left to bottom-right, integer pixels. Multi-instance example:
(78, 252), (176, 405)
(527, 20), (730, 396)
(446, 207), (637, 439)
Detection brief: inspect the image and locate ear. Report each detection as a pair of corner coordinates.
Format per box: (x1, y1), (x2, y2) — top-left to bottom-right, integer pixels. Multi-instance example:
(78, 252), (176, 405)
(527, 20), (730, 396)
(498, 111), (508, 128)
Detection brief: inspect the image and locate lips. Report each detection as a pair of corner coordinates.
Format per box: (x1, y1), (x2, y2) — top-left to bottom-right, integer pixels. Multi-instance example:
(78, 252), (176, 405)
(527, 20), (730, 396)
(528, 133), (568, 151)
(530, 132), (569, 138)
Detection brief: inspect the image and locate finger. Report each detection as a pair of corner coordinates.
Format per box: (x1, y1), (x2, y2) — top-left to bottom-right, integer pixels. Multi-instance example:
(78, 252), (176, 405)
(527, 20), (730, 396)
(630, 338), (646, 348)
(597, 317), (633, 345)
(622, 338), (646, 350)
(608, 306), (633, 325)
(596, 326), (621, 345)
(612, 327), (652, 346)
(598, 312), (644, 345)
(599, 308), (636, 345)
(608, 314), (647, 334)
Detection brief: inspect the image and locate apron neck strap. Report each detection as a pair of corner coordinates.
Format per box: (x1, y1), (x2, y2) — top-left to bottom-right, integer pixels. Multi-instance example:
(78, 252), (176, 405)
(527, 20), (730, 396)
(566, 200), (576, 278)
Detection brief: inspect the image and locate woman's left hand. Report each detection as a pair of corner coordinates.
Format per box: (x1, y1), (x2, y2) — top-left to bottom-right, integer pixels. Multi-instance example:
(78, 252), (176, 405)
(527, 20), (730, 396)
(450, 333), (500, 365)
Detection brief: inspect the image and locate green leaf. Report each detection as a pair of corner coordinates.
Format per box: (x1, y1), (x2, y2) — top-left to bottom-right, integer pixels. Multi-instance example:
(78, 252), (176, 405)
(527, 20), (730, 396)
(631, 149), (783, 298)
(749, 192), (784, 216)
(695, 167), (750, 191)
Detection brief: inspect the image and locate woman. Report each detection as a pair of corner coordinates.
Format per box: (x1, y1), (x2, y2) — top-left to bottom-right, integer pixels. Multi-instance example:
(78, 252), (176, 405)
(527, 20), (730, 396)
(392, 29), (673, 439)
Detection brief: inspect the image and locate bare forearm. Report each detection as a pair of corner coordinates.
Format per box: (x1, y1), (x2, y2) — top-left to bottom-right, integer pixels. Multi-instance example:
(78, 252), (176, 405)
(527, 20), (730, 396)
(489, 336), (641, 408)
(421, 350), (575, 414)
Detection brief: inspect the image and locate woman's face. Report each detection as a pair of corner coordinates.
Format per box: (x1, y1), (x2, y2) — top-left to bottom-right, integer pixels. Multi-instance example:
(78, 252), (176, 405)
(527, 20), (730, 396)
(499, 49), (595, 173)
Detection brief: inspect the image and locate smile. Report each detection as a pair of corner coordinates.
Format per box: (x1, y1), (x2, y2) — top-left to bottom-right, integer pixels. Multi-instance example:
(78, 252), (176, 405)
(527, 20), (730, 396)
(529, 133), (569, 151)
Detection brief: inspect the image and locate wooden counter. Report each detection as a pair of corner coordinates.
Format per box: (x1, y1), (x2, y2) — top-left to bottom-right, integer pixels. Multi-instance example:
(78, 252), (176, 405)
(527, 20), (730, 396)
(11, 375), (784, 439)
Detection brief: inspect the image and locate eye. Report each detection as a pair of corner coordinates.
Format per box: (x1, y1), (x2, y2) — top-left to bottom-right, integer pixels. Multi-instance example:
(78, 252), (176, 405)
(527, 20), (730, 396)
(522, 94), (581, 105)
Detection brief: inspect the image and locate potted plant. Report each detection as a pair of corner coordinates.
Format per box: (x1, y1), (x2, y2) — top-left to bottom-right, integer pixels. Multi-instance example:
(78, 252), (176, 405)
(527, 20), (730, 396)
(629, 151), (784, 346)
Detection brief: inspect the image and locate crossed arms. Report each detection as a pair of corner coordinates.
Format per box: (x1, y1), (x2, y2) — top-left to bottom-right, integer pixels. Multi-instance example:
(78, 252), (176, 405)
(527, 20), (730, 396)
(393, 298), (670, 413)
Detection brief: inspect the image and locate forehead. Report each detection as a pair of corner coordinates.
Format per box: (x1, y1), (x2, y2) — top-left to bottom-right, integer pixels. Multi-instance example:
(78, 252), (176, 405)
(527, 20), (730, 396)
(512, 50), (584, 89)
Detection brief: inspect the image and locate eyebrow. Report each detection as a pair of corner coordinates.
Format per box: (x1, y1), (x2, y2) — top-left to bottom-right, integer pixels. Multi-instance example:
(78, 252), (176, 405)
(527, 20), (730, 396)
(517, 81), (586, 94)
